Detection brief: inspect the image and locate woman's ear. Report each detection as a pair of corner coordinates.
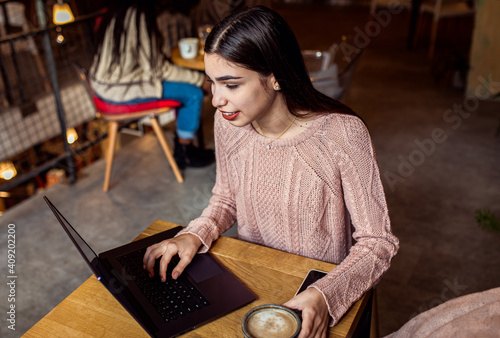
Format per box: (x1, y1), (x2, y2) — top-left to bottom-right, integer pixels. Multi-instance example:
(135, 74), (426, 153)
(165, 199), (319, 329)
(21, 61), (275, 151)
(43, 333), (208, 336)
(267, 75), (280, 91)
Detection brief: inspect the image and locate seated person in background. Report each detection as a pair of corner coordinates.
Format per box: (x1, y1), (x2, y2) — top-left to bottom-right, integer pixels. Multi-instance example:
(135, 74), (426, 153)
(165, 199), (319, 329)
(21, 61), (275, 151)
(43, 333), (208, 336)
(144, 6), (399, 337)
(89, 0), (214, 170)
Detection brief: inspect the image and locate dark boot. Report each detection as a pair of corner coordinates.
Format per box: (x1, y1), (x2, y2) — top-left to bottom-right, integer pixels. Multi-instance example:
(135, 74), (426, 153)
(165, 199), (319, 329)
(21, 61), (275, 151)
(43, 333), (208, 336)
(174, 137), (215, 170)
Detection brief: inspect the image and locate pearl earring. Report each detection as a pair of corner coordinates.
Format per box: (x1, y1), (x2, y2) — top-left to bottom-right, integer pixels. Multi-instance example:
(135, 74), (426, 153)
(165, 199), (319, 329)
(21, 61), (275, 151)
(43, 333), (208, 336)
(274, 85), (280, 91)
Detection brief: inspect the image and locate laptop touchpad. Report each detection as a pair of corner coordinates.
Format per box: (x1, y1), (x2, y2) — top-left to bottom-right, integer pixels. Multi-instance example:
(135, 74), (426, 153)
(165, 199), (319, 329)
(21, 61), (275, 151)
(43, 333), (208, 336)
(186, 254), (224, 283)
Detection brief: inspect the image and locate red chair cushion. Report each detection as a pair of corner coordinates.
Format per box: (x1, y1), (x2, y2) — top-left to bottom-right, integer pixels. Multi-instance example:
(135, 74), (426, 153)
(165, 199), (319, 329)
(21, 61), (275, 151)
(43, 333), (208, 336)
(93, 96), (181, 115)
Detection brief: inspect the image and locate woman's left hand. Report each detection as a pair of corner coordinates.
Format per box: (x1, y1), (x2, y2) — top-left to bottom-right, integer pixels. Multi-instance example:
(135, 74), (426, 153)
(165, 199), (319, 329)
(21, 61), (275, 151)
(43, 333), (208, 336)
(283, 287), (330, 338)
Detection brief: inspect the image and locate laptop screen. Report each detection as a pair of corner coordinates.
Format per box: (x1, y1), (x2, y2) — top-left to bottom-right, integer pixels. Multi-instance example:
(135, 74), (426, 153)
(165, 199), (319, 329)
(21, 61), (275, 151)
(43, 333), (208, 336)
(44, 197), (100, 276)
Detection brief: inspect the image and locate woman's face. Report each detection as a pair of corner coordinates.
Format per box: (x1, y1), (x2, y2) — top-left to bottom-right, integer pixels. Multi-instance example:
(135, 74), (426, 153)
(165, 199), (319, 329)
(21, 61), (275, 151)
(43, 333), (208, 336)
(204, 53), (283, 127)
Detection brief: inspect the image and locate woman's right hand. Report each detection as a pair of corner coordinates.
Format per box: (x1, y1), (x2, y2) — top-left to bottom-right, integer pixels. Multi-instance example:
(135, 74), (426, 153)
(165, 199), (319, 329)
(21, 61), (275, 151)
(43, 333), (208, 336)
(142, 233), (202, 282)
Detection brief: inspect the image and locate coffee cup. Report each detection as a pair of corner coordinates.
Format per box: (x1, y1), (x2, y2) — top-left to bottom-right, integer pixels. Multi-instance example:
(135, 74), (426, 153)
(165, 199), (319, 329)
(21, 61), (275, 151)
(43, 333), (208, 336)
(178, 37), (199, 59)
(242, 304), (301, 338)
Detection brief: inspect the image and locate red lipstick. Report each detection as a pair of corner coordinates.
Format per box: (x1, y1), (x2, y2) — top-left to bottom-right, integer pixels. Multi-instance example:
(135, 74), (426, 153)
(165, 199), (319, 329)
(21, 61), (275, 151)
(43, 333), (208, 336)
(220, 110), (240, 120)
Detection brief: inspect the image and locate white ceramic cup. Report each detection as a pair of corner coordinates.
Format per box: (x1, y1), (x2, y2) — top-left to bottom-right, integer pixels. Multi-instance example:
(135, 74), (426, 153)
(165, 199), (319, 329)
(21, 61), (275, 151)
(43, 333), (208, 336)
(178, 38), (199, 59)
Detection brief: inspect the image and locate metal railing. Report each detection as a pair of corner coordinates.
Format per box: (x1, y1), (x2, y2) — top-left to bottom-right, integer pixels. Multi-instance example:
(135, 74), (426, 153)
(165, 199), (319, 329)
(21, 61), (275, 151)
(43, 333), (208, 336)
(0, 0), (103, 193)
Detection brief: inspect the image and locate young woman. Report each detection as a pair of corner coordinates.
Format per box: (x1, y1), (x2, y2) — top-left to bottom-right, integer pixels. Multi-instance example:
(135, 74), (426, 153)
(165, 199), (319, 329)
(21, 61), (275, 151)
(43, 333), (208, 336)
(89, 0), (213, 169)
(144, 6), (398, 337)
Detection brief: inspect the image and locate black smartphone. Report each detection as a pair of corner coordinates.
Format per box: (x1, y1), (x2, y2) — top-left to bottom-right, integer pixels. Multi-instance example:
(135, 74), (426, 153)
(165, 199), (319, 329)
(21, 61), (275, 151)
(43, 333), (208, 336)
(295, 269), (328, 296)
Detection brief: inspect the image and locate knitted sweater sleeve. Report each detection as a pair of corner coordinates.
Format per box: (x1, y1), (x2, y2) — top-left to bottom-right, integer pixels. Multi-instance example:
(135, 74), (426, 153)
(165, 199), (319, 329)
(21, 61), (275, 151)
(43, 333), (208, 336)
(308, 116), (399, 325)
(176, 113), (237, 251)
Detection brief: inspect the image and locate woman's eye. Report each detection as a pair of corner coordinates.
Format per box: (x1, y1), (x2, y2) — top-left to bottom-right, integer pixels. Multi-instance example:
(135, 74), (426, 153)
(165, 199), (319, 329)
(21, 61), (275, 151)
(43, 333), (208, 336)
(226, 84), (239, 90)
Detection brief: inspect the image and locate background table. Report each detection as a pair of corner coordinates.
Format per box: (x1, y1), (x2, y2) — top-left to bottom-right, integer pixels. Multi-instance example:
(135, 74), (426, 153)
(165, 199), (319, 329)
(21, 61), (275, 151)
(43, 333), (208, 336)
(23, 220), (370, 337)
(171, 46), (205, 71)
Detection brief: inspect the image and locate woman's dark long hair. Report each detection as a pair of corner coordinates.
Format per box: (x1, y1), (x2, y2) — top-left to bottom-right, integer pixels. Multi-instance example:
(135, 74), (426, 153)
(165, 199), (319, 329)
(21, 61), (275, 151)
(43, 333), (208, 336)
(204, 6), (357, 118)
(92, 0), (165, 75)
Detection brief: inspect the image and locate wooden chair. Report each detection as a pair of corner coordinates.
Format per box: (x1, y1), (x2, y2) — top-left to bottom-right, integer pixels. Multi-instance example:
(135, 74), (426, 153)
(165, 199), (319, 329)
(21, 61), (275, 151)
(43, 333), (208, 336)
(72, 62), (184, 191)
(302, 35), (365, 102)
(414, 0), (475, 59)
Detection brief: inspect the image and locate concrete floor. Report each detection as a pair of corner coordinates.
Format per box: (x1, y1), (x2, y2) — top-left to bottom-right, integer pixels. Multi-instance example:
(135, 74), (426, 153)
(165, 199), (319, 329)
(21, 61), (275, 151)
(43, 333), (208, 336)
(1, 2), (500, 337)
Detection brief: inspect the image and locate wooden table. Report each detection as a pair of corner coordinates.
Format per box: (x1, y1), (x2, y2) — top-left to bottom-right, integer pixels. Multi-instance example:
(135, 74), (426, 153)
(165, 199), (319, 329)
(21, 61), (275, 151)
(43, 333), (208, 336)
(23, 220), (370, 337)
(171, 46), (205, 71)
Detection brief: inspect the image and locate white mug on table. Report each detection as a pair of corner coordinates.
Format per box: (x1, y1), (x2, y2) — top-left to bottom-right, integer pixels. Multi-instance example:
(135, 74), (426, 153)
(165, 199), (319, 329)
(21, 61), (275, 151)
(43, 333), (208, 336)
(178, 38), (199, 59)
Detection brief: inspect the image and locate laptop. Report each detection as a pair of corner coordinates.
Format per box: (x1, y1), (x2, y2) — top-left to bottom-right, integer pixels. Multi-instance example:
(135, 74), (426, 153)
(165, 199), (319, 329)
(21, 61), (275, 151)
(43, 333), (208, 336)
(43, 196), (256, 337)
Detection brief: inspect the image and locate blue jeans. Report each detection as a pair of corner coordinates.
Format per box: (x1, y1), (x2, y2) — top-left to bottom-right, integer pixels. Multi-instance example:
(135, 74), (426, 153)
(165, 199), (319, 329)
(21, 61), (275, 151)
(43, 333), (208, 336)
(161, 81), (203, 140)
(123, 81), (203, 140)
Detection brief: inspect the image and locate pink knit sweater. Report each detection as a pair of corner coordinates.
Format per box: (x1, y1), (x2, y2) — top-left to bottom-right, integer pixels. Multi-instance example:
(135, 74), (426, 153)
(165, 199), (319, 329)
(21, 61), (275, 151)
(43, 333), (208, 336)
(179, 111), (399, 324)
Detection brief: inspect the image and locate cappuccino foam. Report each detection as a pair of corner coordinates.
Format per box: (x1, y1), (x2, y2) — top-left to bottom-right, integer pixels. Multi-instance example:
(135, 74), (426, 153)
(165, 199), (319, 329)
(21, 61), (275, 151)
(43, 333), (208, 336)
(246, 308), (298, 338)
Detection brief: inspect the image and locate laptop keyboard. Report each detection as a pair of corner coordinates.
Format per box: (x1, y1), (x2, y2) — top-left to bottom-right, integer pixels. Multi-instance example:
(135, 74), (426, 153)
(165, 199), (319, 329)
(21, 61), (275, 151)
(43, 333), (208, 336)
(117, 248), (209, 323)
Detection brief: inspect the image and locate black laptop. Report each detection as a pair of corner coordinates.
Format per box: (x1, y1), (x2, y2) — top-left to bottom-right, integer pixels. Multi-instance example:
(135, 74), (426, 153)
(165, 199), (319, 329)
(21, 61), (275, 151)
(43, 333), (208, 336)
(44, 196), (255, 337)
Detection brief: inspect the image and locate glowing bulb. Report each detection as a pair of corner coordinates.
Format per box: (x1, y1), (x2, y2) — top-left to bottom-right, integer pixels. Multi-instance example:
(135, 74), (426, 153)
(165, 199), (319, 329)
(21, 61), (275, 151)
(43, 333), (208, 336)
(0, 161), (17, 180)
(2, 170), (15, 180)
(67, 128), (78, 144)
(53, 3), (75, 25)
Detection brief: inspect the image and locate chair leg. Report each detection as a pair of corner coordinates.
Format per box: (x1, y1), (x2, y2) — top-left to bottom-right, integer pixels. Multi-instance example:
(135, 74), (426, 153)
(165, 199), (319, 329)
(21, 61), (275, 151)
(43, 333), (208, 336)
(428, 19), (439, 59)
(370, 0), (378, 15)
(149, 115), (184, 183)
(103, 121), (119, 192)
(413, 12), (424, 50)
